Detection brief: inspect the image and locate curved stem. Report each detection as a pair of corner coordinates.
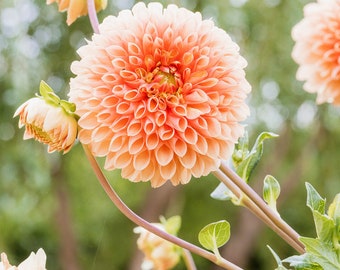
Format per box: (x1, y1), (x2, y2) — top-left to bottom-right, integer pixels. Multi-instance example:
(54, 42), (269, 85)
(82, 144), (243, 270)
(182, 249), (197, 270)
(219, 162), (305, 253)
(87, 0), (100, 34)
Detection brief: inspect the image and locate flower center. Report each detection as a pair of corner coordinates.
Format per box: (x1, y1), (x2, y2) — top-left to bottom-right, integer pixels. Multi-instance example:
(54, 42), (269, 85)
(136, 63), (184, 109)
(27, 124), (53, 144)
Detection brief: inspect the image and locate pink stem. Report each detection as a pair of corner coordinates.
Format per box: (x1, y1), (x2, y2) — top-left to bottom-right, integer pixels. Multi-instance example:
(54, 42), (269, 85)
(87, 0), (100, 34)
(82, 144), (243, 270)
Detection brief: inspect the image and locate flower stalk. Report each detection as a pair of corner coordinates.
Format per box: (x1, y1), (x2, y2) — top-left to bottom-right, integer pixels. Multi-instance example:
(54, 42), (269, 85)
(218, 162), (305, 254)
(182, 249), (197, 270)
(82, 144), (243, 270)
(87, 0), (99, 34)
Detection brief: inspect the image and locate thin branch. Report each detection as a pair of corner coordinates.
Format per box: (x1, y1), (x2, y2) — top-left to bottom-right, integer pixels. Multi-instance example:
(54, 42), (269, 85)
(82, 144), (243, 270)
(213, 169), (304, 254)
(182, 249), (197, 270)
(219, 162), (305, 253)
(87, 0), (100, 34)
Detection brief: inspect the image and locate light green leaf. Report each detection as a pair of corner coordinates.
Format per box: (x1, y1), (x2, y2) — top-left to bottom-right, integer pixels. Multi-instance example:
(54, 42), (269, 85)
(328, 194), (340, 244)
(263, 175), (281, 213)
(232, 131), (249, 168)
(283, 253), (323, 270)
(210, 183), (237, 202)
(39, 80), (60, 106)
(300, 237), (340, 270)
(60, 99), (76, 113)
(236, 132), (278, 183)
(267, 245), (289, 270)
(198, 220), (230, 255)
(305, 183), (326, 214)
(312, 210), (334, 243)
(161, 215), (181, 236)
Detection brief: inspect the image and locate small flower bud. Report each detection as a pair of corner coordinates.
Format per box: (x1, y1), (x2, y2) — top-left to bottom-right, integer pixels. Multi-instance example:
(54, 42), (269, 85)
(14, 81), (78, 154)
(134, 224), (180, 270)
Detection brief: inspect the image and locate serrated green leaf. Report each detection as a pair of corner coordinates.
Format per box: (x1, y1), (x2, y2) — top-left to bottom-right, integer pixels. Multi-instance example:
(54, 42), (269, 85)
(263, 175), (281, 213)
(236, 132), (278, 183)
(305, 183), (326, 214)
(283, 254), (323, 270)
(198, 220), (230, 254)
(300, 237), (340, 269)
(312, 210), (335, 243)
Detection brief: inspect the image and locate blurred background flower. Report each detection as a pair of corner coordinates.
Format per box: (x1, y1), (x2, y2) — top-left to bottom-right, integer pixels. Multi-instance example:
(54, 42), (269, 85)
(292, 0), (340, 104)
(47, 0), (107, 25)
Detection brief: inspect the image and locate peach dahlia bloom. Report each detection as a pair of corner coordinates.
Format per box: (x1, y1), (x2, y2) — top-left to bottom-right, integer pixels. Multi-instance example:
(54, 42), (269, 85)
(47, 0), (107, 25)
(292, 0), (340, 104)
(14, 97), (78, 154)
(69, 2), (251, 187)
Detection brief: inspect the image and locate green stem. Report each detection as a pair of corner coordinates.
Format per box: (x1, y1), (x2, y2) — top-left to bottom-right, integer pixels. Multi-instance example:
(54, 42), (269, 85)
(82, 144), (243, 270)
(219, 162), (305, 253)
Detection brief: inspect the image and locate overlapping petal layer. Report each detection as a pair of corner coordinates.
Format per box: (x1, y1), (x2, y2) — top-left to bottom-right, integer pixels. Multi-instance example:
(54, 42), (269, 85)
(69, 2), (251, 187)
(292, 0), (340, 104)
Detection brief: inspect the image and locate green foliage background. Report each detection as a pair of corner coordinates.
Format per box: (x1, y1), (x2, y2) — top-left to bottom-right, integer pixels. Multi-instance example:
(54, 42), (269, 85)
(1, 0), (340, 269)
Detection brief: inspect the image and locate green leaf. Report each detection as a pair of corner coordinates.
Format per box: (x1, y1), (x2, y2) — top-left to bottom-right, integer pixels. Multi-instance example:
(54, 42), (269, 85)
(283, 253), (323, 270)
(312, 210), (335, 243)
(299, 237), (340, 269)
(160, 215), (181, 236)
(328, 194), (340, 244)
(198, 220), (230, 255)
(267, 245), (289, 270)
(210, 183), (238, 202)
(305, 183), (326, 214)
(39, 80), (60, 106)
(232, 131), (249, 168)
(60, 99), (76, 113)
(236, 132), (278, 183)
(263, 175), (281, 213)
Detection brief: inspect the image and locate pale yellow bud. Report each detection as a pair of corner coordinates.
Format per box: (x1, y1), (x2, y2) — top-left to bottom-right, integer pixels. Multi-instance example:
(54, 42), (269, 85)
(134, 225), (180, 270)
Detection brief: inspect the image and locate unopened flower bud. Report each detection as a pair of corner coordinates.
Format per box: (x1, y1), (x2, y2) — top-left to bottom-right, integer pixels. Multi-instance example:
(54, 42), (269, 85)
(134, 224), (180, 270)
(14, 81), (78, 154)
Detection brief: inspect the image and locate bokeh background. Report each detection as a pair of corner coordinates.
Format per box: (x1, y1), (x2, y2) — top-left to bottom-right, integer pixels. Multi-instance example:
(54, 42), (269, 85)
(1, 0), (340, 269)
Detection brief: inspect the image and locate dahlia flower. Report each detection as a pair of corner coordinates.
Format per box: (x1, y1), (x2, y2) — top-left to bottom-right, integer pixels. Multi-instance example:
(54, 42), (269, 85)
(134, 225), (180, 270)
(0, 248), (47, 270)
(46, 0), (107, 25)
(292, 0), (340, 104)
(69, 2), (251, 187)
(14, 81), (78, 154)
